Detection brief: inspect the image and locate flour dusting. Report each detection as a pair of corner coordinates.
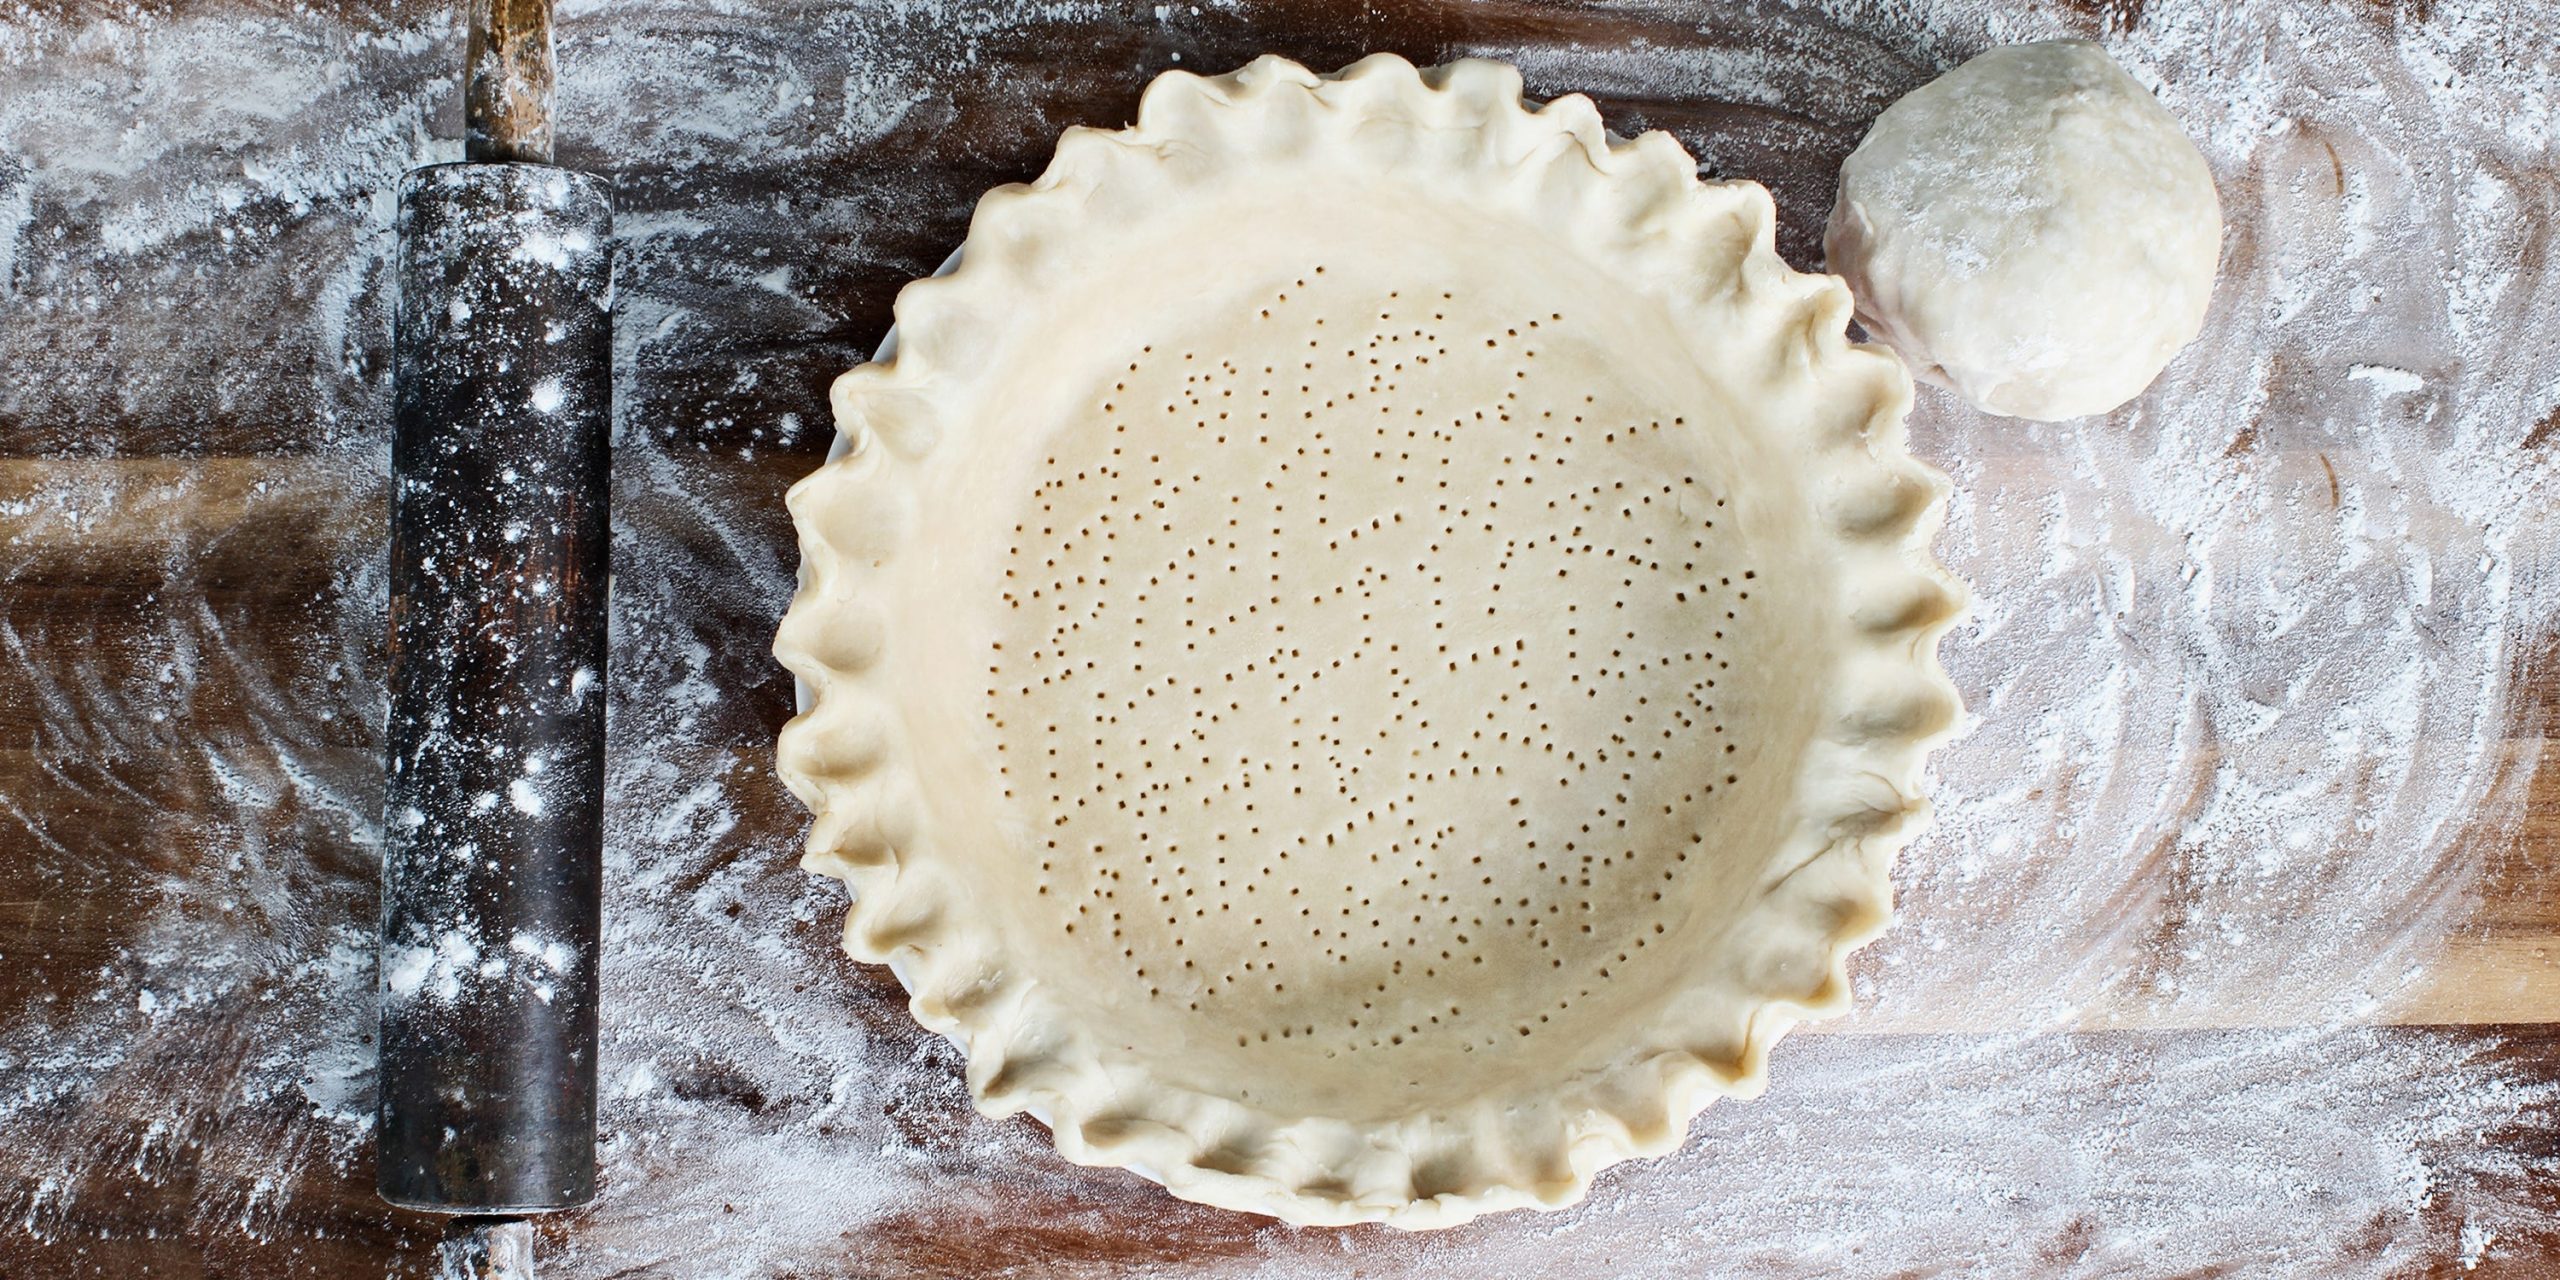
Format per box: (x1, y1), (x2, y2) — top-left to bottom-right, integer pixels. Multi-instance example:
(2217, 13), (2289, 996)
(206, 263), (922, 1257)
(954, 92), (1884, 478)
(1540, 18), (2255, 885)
(0, 0), (2555, 1276)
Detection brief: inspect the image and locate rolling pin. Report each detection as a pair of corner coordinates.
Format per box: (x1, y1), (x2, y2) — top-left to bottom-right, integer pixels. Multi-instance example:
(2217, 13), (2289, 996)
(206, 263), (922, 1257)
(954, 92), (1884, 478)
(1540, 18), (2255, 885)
(378, 0), (611, 1274)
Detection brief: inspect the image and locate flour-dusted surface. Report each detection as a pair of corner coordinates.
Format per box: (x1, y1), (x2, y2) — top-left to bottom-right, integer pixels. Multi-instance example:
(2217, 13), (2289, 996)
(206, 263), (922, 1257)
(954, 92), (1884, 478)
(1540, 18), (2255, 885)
(1, 1), (2556, 1278)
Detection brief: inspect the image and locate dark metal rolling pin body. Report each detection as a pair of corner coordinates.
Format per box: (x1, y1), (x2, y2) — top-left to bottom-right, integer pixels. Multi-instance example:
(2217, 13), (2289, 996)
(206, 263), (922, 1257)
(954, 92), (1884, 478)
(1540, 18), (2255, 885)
(380, 161), (612, 1214)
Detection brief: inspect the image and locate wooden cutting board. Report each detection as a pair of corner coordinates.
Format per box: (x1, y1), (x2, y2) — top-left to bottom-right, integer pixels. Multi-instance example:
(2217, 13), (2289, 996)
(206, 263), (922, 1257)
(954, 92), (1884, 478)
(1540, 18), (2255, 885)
(0, 0), (2552, 1276)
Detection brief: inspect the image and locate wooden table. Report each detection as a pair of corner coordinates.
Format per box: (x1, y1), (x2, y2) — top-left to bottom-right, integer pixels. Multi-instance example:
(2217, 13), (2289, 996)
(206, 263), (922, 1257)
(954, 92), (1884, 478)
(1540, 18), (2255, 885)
(2, 1), (2553, 1276)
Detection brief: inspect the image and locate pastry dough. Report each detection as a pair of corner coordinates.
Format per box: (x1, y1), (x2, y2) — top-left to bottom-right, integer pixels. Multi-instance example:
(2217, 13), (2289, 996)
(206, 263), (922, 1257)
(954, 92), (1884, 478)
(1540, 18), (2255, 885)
(1824, 40), (2222, 421)
(775, 54), (1963, 1228)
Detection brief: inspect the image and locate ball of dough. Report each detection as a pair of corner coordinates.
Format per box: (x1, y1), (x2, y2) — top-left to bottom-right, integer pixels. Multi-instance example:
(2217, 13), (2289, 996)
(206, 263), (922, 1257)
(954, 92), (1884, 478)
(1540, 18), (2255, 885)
(1824, 40), (2222, 421)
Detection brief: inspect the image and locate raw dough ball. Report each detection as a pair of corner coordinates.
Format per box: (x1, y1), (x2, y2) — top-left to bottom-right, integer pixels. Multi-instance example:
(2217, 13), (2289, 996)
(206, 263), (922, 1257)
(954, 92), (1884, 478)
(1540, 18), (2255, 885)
(1824, 40), (2221, 421)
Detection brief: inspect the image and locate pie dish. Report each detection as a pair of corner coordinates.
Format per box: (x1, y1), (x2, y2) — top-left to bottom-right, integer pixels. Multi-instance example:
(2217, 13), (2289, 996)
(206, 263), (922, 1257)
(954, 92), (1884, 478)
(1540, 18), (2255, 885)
(774, 53), (1963, 1228)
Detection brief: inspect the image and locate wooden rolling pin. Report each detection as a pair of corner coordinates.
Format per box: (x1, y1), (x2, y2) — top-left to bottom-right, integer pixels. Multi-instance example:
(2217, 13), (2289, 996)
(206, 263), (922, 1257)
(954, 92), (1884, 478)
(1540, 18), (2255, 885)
(378, 0), (611, 1274)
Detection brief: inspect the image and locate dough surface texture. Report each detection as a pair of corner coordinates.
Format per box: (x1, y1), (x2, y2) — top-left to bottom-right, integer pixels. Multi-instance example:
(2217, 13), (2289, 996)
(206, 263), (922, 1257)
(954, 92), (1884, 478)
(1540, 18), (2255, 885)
(1823, 39), (2222, 422)
(775, 54), (1963, 1228)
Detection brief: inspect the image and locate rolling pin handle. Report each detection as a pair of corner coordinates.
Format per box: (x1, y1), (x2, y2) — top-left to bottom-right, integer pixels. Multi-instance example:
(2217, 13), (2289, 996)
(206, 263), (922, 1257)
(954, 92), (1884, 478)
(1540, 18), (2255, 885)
(434, 1218), (538, 1280)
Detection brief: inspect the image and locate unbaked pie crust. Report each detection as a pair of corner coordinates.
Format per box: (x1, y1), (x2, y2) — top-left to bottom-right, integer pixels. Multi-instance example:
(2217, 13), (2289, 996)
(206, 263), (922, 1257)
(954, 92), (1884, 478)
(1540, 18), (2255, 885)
(775, 54), (1963, 1228)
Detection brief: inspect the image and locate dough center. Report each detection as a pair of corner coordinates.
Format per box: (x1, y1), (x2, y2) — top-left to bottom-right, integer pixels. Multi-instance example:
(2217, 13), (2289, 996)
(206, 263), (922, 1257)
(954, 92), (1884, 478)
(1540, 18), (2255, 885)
(983, 269), (1771, 1099)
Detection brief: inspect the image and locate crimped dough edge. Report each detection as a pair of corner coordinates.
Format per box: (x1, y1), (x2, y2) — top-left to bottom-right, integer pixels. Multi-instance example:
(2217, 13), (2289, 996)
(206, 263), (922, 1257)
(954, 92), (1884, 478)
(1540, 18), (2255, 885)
(773, 53), (1965, 1230)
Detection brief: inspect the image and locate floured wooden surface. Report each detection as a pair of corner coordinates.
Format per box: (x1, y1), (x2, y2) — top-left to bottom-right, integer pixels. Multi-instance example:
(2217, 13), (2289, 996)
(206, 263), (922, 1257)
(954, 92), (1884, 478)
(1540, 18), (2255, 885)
(1, 0), (2555, 1276)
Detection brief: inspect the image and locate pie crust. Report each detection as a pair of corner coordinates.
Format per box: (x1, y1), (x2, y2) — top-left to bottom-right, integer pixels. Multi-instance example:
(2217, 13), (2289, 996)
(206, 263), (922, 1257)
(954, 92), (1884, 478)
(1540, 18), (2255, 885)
(774, 54), (1963, 1228)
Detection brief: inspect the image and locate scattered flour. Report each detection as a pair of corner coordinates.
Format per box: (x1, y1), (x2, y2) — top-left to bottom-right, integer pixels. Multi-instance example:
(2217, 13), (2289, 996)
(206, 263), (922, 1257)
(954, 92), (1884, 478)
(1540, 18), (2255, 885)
(0, 0), (2554, 1277)
(2347, 363), (2426, 396)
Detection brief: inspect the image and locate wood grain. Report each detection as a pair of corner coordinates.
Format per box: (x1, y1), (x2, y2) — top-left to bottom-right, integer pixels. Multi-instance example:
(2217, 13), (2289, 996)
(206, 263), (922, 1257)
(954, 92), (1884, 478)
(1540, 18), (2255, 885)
(0, 0), (2553, 1277)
